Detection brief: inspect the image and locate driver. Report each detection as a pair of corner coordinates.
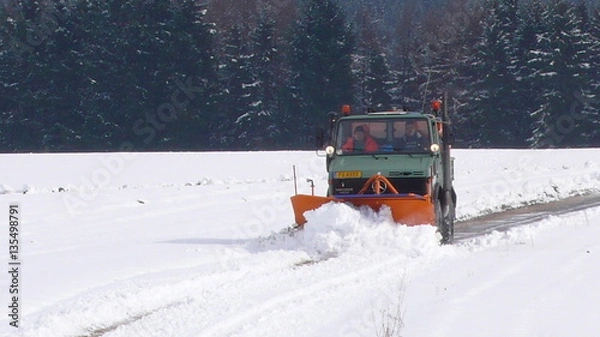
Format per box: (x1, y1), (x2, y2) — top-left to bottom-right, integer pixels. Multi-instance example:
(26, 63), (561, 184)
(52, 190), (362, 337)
(342, 125), (379, 152)
(395, 120), (426, 150)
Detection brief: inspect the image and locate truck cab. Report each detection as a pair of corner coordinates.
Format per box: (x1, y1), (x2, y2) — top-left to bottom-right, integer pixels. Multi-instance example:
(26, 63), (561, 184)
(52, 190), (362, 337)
(293, 103), (457, 243)
(327, 112), (449, 199)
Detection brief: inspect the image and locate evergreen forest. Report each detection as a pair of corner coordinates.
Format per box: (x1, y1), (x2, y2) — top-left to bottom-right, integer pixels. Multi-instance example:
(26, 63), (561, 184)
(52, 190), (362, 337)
(1, 0), (599, 152)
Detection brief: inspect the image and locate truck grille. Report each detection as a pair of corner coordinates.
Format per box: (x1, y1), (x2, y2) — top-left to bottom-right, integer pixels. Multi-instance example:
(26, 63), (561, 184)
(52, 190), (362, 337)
(332, 177), (428, 196)
(388, 170), (425, 177)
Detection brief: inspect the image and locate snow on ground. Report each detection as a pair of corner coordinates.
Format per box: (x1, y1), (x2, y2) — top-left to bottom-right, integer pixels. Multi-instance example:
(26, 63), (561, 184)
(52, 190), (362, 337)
(0, 149), (599, 337)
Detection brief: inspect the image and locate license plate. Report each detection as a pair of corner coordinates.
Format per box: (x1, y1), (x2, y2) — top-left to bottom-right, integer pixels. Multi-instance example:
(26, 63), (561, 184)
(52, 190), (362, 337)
(335, 171), (362, 178)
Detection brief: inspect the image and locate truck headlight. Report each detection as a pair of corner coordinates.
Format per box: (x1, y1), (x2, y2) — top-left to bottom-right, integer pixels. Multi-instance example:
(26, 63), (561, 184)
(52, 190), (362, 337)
(325, 145), (335, 156)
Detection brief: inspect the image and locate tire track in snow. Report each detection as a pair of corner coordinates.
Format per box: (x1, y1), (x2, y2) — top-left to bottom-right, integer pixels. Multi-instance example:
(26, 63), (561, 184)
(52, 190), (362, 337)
(87, 239), (444, 337)
(78, 302), (185, 337)
(16, 252), (299, 337)
(196, 255), (410, 337)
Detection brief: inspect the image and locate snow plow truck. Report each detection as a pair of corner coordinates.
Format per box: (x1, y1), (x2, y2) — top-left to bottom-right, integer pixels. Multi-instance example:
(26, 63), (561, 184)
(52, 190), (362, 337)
(291, 99), (457, 243)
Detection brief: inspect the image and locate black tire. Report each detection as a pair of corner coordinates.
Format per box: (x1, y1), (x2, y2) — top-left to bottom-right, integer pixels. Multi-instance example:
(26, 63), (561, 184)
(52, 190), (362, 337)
(435, 198), (454, 244)
(434, 199), (444, 238)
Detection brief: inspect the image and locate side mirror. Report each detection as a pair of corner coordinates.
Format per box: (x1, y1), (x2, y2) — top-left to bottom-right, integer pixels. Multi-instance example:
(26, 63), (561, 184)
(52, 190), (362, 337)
(327, 111), (339, 125)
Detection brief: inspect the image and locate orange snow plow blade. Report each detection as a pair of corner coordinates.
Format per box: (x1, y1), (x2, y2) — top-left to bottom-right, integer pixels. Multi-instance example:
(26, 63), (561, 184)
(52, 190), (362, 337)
(291, 193), (435, 226)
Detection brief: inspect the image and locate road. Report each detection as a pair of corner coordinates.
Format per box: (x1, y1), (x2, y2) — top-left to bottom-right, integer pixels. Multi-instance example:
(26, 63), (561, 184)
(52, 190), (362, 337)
(455, 193), (600, 242)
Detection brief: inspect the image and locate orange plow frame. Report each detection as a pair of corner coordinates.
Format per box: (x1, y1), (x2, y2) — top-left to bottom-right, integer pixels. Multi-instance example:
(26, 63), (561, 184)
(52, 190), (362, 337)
(291, 174), (435, 226)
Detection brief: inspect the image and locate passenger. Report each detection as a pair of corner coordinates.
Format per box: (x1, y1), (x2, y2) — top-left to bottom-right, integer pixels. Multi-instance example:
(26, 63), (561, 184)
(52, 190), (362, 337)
(342, 125), (379, 152)
(395, 120), (426, 151)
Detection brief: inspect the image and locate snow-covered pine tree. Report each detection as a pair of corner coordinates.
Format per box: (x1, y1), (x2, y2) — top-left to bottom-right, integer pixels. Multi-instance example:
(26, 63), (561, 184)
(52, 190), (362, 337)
(0, 0), (221, 151)
(464, 0), (528, 147)
(2, 0), (92, 151)
(580, 4), (600, 145)
(220, 24), (256, 149)
(163, 0), (219, 150)
(232, 12), (281, 150)
(529, 0), (594, 148)
(513, 0), (547, 147)
(74, 0), (219, 151)
(0, 4), (30, 151)
(365, 51), (394, 110)
(590, 6), (600, 94)
(352, 4), (393, 111)
(290, 0), (355, 144)
(248, 11), (282, 148)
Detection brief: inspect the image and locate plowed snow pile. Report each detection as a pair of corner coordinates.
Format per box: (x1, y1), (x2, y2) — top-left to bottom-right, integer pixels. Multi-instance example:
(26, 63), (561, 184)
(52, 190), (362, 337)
(255, 202), (440, 260)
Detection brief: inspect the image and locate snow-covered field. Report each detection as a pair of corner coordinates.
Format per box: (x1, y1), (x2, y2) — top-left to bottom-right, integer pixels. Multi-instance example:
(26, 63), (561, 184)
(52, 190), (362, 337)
(1, 149), (600, 337)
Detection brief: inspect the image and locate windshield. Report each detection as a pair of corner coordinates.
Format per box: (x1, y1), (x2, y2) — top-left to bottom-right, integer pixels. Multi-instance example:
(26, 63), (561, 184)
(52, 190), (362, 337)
(335, 118), (430, 154)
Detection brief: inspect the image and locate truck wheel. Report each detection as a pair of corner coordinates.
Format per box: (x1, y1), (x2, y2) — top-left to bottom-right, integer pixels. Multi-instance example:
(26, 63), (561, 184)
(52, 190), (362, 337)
(434, 200), (443, 238)
(435, 199), (454, 244)
(441, 202), (454, 244)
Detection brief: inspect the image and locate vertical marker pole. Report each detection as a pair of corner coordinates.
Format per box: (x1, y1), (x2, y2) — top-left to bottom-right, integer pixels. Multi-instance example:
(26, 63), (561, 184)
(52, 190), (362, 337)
(293, 165), (298, 195)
